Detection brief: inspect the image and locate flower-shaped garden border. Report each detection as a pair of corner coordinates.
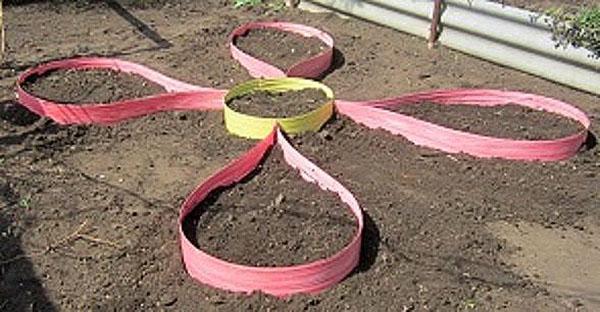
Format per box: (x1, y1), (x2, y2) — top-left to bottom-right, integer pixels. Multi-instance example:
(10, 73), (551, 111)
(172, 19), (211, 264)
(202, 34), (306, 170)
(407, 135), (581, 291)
(14, 22), (591, 296)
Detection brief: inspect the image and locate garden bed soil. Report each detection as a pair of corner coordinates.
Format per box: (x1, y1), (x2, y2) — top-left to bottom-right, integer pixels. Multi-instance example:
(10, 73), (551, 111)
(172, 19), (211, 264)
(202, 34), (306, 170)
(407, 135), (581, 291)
(184, 148), (356, 267)
(1, 1), (599, 311)
(389, 103), (584, 140)
(235, 28), (327, 70)
(228, 88), (328, 117)
(22, 69), (165, 104)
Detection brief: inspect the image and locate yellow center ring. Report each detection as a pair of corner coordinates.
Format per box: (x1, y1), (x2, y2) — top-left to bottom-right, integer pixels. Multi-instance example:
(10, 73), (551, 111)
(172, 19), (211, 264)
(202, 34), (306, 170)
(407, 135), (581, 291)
(224, 78), (334, 139)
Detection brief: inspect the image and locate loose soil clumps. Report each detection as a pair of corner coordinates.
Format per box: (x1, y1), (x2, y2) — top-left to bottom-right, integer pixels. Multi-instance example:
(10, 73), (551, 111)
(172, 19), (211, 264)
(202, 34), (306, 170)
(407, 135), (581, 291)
(184, 148), (357, 267)
(390, 103), (584, 140)
(22, 69), (165, 104)
(228, 88), (328, 118)
(235, 28), (326, 69)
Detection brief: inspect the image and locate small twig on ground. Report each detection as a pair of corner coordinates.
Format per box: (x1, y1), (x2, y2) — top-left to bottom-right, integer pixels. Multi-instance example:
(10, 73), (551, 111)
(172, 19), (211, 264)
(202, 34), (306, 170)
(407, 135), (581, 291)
(78, 234), (122, 249)
(428, 0), (443, 49)
(0, 219), (121, 265)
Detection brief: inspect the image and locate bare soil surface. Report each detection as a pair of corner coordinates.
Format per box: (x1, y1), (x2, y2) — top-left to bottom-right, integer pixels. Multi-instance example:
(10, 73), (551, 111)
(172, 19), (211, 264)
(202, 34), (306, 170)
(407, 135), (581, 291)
(228, 88), (327, 117)
(1, 1), (599, 311)
(490, 220), (600, 310)
(391, 103), (584, 140)
(235, 28), (326, 69)
(22, 69), (165, 104)
(184, 148), (356, 267)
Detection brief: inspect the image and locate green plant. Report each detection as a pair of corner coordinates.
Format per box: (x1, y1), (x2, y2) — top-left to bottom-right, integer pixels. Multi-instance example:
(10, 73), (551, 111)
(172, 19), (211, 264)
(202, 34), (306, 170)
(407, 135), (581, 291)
(266, 0), (286, 11)
(464, 298), (477, 309)
(19, 195), (31, 209)
(233, 0), (286, 11)
(545, 6), (600, 58)
(234, 0), (262, 8)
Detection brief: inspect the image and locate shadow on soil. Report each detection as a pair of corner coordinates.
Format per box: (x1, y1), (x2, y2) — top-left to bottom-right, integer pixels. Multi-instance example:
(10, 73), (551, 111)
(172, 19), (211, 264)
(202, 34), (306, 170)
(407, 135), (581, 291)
(1, 0), (171, 72)
(105, 0), (172, 49)
(584, 131), (597, 151)
(0, 100), (41, 127)
(354, 211), (379, 273)
(0, 101), (61, 157)
(317, 47), (345, 81)
(0, 180), (57, 311)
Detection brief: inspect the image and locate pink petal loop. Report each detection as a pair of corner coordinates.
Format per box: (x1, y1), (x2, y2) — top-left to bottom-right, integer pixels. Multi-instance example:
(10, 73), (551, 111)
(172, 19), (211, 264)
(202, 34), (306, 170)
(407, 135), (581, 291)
(336, 89), (590, 161)
(179, 128), (363, 297)
(16, 57), (227, 125)
(229, 21), (334, 79)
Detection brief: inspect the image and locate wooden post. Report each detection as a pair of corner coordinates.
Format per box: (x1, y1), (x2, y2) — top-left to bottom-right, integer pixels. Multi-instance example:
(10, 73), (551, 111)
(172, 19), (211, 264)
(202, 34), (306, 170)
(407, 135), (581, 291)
(428, 0), (442, 49)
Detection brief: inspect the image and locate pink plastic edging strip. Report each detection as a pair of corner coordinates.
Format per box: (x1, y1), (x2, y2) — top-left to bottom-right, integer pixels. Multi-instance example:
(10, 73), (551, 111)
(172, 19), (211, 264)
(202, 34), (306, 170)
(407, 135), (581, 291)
(335, 89), (591, 161)
(16, 22), (590, 162)
(229, 21), (334, 79)
(12, 19), (593, 296)
(179, 128), (363, 297)
(16, 57), (227, 125)
(227, 22), (590, 162)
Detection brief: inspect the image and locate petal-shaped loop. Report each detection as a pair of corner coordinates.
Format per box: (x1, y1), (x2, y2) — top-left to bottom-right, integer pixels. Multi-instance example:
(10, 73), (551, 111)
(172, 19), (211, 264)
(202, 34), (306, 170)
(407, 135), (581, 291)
(336, 89), (590, 161)
(229, 21), (335, 79)
(179, 128), (363, 297)
(16, 57), (227, 125)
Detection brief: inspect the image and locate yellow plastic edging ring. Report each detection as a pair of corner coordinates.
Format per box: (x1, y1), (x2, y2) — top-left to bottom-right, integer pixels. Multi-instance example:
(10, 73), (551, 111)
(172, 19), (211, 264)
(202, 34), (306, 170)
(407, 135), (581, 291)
(224, 78), (334, 139)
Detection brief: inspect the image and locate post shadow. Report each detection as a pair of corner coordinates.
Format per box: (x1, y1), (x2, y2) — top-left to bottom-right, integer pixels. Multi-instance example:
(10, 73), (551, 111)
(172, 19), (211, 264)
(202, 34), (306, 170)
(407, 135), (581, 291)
(104, 0), (172, 49)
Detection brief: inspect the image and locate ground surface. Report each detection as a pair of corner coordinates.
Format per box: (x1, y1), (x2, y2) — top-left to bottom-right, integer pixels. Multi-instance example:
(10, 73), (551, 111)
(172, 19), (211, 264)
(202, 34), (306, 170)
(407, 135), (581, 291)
(0, 0), (599, 311)
(228, 88), (327, 117)
(391, 103), (584, 140)
(22, 69), (166, 104)
(235, 28), (326, 70)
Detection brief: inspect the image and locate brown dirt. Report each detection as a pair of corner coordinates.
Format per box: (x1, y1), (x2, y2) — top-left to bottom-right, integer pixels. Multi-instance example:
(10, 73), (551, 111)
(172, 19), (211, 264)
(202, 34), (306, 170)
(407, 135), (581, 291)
(235, 28), (326, 69)
(183, 148), (356, 267)
(1, 1), (599, 311)
(390, 103), (584, 140)
(490, 220), (600, 310)
(228, 88), (327, 117)
(22, 69), (165, 104)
